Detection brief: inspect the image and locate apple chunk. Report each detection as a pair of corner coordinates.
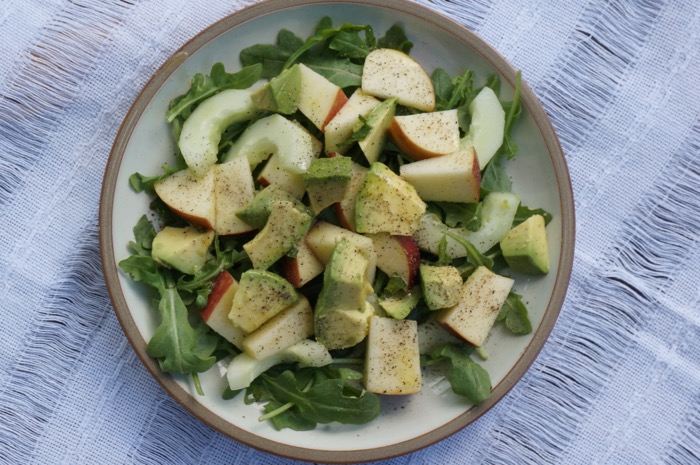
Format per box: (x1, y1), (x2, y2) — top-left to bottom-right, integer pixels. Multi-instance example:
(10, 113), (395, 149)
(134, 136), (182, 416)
(436, 266), (513, 347)
(213, 157), (256, 236)
(361, 48), (435, 112)
(154, 168), (216, 230)
(367, 233), (420, 289)
(364, 316), (422, 395)
(256, 153), (307, 199)
(388, 110), (461, 160)
(297, 63), (349, 131)
(242, 295), (315, 360)
(281, 233), (325, 288)
(324, 89), (381, 154)
(399, 145), (481, 204)
(200, 270), (245, 349)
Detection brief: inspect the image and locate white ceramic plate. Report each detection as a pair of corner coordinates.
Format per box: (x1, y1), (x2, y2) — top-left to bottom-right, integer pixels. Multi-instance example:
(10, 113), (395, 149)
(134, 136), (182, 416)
(100, 0), (574, 462)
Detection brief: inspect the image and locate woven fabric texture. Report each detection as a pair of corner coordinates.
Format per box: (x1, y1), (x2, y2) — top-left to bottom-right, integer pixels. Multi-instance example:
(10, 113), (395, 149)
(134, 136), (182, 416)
(0, 0), (698, 464)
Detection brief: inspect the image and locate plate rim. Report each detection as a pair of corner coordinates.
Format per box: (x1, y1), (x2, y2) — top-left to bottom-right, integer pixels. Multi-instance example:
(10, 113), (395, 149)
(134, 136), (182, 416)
(98, 0), (575, 462)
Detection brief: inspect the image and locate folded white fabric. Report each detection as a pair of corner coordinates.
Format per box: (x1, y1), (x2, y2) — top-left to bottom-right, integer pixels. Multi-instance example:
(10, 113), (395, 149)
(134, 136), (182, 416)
(0, 0), (698, 464)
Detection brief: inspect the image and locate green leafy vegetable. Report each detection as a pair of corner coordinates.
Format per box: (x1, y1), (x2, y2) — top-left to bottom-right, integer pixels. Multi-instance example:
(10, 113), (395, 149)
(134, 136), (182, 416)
(248, 368), (381, 430)
(240, 29), (304, 78)
(513, 205), (553, 227)
(497, 292), (532, 334)
(129, 163), (183, 194)
(444, 231), (494, 270)
(423, 343), (491, 404)
(165, 62), (262, 123)
(433, 201), (482, 231)
(497, 70), (523, 158)
(377, 24), (413, 53)
(480, 154), (512, 195)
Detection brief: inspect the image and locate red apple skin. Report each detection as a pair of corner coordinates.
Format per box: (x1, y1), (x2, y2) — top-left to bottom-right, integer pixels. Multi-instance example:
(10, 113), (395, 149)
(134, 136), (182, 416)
(201, 270), (236, 321)
(395, 235), (421, 289)
(372, 233), (421, 289)
(387, 118), (443, 161)
(321, 91), (350, 130)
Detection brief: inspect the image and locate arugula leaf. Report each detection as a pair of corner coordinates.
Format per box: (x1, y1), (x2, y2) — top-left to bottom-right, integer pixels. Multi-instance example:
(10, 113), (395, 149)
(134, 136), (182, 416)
(513, 205), (553, 227)
(129, 164), (183, 194)
(444, 231), (494, 270)
(303, 56), (363, 88)
(165, 62), (262, 123)
(424, 343), (491, 404)
(146, 273), (216, 375)
(256, 370), (381, 427)
(480, 154), (512, 195)
(377, 24), (413, 53)
(329, 28), (376, 59)
(434, 201), (482, 231)
(497, 70), (523, 158)
(240, 29), (304, 78)
(497, 291), (532, 334)
(283, 19), (373, 71)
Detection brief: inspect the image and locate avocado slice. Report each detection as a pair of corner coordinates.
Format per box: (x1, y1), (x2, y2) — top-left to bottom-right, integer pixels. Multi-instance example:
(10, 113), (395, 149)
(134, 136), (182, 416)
(378, 287), (422, 320)
(355, 162), (427, 235)
(500, 214), (550, 274)
(243, 199), (313, 270)
(236, 184), (303, 229)
(151, 226), (215, 275)
(228, 269), (299, 333)
(314, 238), (374, 350)
(303, 155), (353, 214)
(250, 64), (302, 114)
(419, 264), (463, 310)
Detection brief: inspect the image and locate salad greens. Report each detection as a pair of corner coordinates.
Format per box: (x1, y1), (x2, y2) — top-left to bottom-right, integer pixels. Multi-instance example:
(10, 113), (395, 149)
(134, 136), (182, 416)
(120, 17), (548, 430)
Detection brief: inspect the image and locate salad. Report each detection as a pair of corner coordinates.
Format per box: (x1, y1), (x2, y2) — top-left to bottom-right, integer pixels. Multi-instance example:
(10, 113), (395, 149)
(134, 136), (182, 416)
(119, 17), (552, 431)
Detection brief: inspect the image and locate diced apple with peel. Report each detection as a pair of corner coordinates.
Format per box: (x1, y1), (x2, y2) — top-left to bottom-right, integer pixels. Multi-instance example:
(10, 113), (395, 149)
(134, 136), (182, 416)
(333, 161), (368, 231)
(399, 145), (481, 204)
(355, 162), (427, 236)
(413, 191), (520, 257)
(242, 295), (315, 360)
(361, 48), (435, 112)
(213, 157), (256, 236)
(436, 266), (514, 347)
(178, 88), (257, 177)
(462, 86), (506, 168)
(200, 270), (245, 349)
(324, 89), (381, 154)
(154, 168), (217, 230)
(364, 316), (422, 395)
(223, 113), (322, 174)
(356, 97), (396, 165)
(388, 109), (461, 160)
(281, 233), (325, 288)
(305, 221), (377, 283)
(367, 233), (421, 289)
(256, 154), (307, 199)
(297, 63), (349, 131)
(226, 339), (332, 391)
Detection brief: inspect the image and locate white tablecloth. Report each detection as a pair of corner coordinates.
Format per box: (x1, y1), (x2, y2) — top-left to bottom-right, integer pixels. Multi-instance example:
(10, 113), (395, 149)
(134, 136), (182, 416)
(1, 0), (699, 464)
